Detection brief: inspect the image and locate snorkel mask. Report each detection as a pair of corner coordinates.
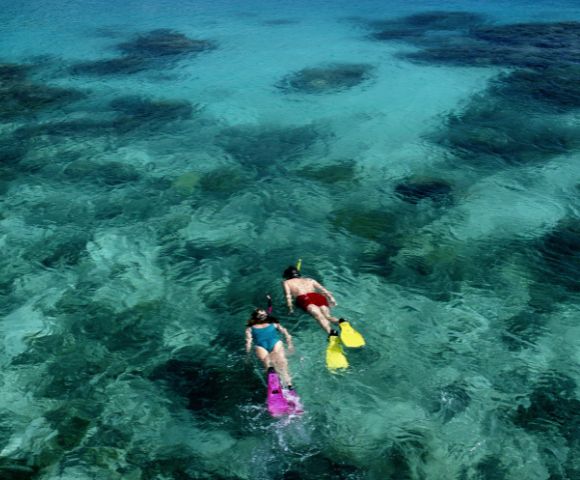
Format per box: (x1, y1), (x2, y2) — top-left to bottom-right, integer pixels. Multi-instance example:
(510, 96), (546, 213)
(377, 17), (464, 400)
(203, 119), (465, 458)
(282, 266), (301, 280)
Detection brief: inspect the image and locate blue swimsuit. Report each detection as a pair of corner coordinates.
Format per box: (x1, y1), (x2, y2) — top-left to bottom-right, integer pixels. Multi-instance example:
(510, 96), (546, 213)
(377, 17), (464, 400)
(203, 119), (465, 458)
(252, 324), (281, 353)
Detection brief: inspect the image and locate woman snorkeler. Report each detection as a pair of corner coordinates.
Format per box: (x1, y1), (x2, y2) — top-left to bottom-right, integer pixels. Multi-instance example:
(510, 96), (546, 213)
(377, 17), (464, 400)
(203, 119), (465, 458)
(245, 295), (295, 389)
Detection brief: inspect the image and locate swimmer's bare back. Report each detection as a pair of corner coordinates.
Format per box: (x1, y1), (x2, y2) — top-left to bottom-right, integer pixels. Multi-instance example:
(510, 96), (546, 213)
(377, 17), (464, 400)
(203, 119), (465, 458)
(283, 278), (337, 311)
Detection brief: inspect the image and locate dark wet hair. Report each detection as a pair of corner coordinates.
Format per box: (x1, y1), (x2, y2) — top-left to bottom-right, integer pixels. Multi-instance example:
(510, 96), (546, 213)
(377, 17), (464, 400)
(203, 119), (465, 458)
(283, 266), (301, 280)
(247, 309), (278, 327)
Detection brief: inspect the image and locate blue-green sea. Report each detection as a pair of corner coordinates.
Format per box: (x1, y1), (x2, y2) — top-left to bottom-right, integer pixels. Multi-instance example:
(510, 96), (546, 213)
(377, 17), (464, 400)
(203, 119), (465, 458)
(1, 0), (579, 479)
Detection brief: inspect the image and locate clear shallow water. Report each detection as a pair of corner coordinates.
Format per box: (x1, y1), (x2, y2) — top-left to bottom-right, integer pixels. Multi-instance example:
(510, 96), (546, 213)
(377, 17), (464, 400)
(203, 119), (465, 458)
(1, 1), (579, 479)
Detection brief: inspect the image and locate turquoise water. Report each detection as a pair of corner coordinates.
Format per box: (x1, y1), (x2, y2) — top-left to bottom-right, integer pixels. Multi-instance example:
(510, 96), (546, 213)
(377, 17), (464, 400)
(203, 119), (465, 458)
(1, 1), (579, 479)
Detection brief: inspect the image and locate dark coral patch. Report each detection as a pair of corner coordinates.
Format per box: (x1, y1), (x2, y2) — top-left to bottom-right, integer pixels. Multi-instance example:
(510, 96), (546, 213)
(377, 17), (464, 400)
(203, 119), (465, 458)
(0, 63), (86, 120)
(71, 29), (216, 76)
(117, 29), (216, 58)
(278, 63), (374, 94)
(109, 95), (195, 134)
(15, 95), (194, 140)
(394, 177), (453, 205)
(432, 382), (471, 423)
(217, 124), (320, 166)
(63, 159), (140, 186)
(110, 95), (194, 123)
(15, 119), (112, 139)
(404, 39), (578, 69)
(199, 166), (255, 196)
(432, 97), (580, 166)
(0, 82), (85, 120)
(369, 11), (486, 42)
(501, 311), (547, 351)
(0, 63), (30, 86)
(33, 233), (89, 269)
(0, 460), (40, 480)
(149, 349), (262, 420)
(0, 62), (84, 119)
(537, 219), (580, 292)
(331, 207), (396, 242)
(281, 453), (361, 480)
(296, 160), (358, 184)
(405, 20), (580, 69)
(398, 11), (485, 30)
(71, 55), (149, 76)
(368, 12), (580, 69)
(471, 22), (580, 49)
(491, 66), (580, 111)
(262, 19), (299, 26)
(0, 143), (27, 166)
(468, 456), (509, 480)
(513, 372), (580, 441)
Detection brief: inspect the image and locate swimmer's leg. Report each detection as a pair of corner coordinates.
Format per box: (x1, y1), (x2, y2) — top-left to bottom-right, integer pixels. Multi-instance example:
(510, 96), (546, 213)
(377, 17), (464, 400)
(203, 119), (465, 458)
(254, 346), (271, 371)
(270, 341), (292, 386)
(307, 305), (332, 334)
(320, 305), (340, 325)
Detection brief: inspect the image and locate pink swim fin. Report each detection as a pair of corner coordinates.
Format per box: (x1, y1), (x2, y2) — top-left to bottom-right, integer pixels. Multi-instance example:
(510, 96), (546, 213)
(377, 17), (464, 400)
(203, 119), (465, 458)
(284, 388), (304, 415)
(267, 368), (290, 417)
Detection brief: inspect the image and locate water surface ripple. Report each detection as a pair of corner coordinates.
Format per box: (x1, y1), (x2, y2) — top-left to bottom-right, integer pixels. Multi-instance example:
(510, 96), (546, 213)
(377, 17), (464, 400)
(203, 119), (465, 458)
(0, 0), (579, 479)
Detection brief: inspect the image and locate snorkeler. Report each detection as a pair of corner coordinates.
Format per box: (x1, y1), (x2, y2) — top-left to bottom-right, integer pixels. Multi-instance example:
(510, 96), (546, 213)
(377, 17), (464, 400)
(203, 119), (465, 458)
(245, 296), (295, 389)
(282, 265), (341, 335)
(282, 265), (364, 348)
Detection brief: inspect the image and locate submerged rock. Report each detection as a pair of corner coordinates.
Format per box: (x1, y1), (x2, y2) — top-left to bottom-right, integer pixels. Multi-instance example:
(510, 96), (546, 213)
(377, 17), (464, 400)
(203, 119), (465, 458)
(278, 63), (374, 94)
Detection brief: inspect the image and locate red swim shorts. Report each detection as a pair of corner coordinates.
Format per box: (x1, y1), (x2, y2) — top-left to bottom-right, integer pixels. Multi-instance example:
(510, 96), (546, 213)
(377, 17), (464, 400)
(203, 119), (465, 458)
(296, 293), (329, 311)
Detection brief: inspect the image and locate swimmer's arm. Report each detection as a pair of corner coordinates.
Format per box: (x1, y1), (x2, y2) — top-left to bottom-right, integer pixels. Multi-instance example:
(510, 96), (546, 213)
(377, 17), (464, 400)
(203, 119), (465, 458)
(313, 280), (337, 306)
(266, 294), (273, 314)
(282, 281), (294, 313)
(245, 328), (253, 354)
(276, 324), (294, 353)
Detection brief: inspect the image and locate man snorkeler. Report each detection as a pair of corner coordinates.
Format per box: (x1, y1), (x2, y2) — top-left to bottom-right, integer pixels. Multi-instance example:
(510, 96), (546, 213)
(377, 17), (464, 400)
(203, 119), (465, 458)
(281, 265), (364, 348)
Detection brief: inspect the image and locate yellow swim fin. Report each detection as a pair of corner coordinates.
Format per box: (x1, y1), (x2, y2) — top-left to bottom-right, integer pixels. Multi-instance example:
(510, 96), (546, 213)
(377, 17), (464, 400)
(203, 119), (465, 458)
(339, 321), (365, 348)
(326, 335), (348, 370)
